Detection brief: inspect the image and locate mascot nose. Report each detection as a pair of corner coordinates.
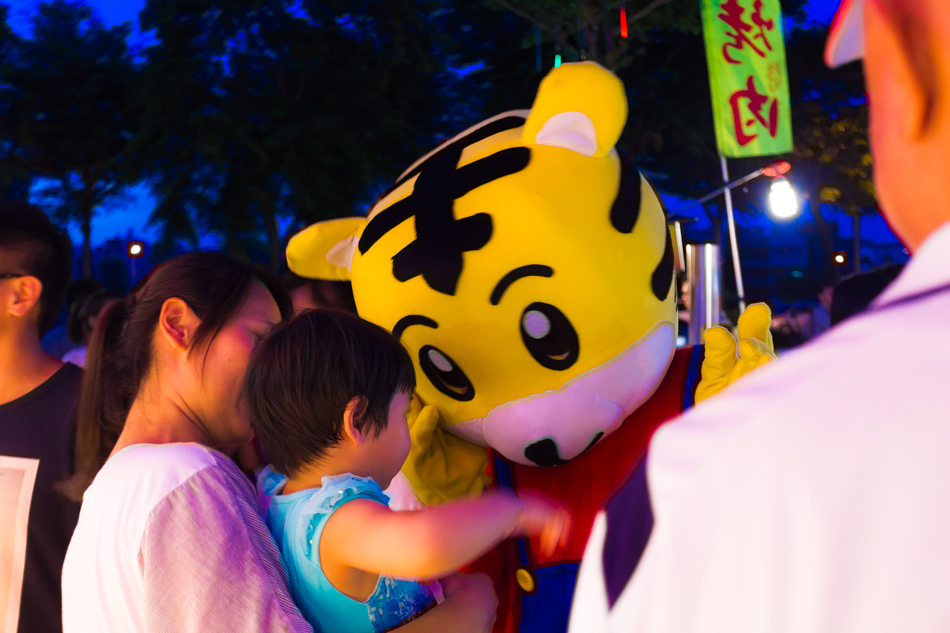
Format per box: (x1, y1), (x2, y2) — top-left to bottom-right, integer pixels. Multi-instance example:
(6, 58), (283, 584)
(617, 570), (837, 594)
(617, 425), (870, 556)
(523, 432), (605, 467)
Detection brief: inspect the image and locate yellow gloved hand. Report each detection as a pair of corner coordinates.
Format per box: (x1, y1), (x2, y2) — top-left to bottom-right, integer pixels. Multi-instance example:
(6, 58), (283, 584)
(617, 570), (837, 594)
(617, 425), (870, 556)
(400, 393), (491, 507)
(694, 302), (778, 404)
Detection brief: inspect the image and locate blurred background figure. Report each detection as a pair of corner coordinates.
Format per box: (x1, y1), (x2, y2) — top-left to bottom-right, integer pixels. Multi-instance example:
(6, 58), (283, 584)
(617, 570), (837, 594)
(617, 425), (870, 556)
(675, 273), (691, 347)
(40, 278), (103, 359)
(282, 272), (357, 314)
(830, 263), (904, 326)
(770, 305), (811, 349)
(61, 287), (125, 367)
(811, 282), (835, 336)
(770, 280), (834, 348)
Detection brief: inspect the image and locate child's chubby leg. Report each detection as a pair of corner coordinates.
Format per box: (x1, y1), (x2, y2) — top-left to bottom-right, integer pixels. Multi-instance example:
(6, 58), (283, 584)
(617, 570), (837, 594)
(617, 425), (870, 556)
(319, 491), (572, 600)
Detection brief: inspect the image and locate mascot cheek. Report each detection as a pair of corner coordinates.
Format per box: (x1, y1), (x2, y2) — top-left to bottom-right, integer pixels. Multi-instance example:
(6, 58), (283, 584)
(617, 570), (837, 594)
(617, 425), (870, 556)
(458, 392), (622, 466)
(450, 322), (676, 466)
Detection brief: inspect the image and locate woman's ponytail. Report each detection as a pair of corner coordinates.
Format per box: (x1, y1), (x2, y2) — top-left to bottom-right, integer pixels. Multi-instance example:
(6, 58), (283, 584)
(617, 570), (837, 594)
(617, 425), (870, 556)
(58, 295), (137, 501)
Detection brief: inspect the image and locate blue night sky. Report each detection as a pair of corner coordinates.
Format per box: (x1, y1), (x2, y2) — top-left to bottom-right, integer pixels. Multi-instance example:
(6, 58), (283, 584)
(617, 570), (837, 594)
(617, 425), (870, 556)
(5, 0), (850, 247)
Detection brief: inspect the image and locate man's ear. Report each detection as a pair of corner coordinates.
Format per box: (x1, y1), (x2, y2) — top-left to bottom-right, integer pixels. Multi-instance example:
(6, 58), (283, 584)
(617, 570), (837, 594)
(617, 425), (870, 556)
(867, 0), (934, 140)
(342, 396), (368, 446)
(5, 276), (43, 319)
(157, 298), (200, 353)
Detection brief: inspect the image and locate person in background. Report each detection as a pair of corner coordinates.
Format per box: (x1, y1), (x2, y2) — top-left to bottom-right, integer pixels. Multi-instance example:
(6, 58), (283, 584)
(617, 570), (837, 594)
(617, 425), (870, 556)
(811, 282), (835, 336)
(675, 274), (690, 347)
(570, 0), (950, 631)
(283, 271), (357, 314)
(61, 288), (125, 368)
(40, 278), (103, 360)
(61, 252), (497, 633)
(0, 200), (81, 633)
(830, 263), (904, 326)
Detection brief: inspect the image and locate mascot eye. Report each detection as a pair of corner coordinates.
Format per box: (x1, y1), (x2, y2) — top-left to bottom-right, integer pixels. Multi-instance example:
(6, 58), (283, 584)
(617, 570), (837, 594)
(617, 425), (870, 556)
(419, 345), (475, 402)
(521, 302), (579, 371)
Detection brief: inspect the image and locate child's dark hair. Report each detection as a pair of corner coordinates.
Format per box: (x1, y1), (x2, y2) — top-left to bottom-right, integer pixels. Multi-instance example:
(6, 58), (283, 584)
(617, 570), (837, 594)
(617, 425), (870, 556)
(59, 252), (293, 501)
(0, 200), (73, 335)
(245, 309), (416, 477)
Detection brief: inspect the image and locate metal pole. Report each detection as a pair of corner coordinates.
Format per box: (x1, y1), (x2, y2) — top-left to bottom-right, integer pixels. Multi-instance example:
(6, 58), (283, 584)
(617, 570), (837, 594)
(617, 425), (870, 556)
(686, 243), (722, 346)
(721, 155), (747, 313)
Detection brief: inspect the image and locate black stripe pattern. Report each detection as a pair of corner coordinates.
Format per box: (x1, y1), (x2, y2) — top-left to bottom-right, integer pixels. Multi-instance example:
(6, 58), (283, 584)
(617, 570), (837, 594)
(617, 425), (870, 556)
(610, 157), (643, 234)
(359, 116), (530, 296)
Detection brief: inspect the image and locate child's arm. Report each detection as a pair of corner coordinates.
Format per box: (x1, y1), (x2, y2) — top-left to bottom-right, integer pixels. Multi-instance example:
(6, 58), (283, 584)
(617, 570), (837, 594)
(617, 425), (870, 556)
(321, 490), (569, 580)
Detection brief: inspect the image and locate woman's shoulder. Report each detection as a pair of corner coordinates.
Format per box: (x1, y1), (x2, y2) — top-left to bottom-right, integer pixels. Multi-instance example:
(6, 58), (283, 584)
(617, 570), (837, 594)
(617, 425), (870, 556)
(108, 442), (219, 478)
(86, 443), (222, 510)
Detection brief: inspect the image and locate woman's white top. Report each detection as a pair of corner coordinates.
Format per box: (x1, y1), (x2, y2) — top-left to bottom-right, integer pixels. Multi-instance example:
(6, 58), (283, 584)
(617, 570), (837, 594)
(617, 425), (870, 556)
(62, 443), (312, 633)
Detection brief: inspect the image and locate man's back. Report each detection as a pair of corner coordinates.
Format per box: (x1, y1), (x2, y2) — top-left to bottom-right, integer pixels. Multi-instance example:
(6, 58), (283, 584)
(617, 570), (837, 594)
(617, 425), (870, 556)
(571, 220), (950, 632)
(0, 362), (82, 633)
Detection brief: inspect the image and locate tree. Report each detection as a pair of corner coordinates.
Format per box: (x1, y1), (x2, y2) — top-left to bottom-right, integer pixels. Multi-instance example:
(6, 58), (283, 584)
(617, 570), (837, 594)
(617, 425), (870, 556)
(131, 0), (463, 270)
(0, 1), (138, 277)
(0, 4), (33, 201)
(485, 0), (701, 72)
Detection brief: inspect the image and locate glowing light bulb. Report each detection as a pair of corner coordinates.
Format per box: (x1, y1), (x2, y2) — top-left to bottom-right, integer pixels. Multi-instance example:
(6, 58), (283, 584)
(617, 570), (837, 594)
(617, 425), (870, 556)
(767, 178), (800, 220)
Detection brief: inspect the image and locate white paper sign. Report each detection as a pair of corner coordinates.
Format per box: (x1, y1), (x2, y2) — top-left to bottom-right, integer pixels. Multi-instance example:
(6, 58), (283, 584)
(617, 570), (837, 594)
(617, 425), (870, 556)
(0, 456), (39, 633)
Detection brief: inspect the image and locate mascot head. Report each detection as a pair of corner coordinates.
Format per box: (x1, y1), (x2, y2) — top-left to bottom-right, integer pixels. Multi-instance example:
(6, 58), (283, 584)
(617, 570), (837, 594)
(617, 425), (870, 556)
(287, 62), (676, 467)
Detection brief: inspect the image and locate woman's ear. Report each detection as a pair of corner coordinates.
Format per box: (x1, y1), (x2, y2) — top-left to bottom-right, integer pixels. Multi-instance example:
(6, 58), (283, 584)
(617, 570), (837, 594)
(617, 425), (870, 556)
(342, 396), (368, 446)
(157, 297), (200, 353)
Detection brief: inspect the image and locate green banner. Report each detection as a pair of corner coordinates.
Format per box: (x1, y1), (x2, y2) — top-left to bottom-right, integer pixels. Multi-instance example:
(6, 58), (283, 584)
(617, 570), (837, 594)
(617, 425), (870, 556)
(701, 0), (793, 158)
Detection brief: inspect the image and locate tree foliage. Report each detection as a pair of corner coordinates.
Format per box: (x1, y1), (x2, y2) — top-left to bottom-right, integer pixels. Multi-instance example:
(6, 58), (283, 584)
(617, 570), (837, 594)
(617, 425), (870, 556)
(0, 0), (137, 276)
(131, 0), (464, 268)
(485, 0), (703, 71)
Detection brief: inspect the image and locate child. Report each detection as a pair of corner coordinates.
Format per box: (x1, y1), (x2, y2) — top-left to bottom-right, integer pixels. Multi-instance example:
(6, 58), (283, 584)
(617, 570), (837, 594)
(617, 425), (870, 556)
(245, 310), (570, 633)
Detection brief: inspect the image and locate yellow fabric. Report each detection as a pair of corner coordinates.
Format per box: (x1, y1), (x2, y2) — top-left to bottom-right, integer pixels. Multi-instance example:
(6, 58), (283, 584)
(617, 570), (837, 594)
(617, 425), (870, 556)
(694, 302), (778, 403)
(402, 394), (491, 507)
(286, 217), (367, 282)
(522, 61), (628, 158)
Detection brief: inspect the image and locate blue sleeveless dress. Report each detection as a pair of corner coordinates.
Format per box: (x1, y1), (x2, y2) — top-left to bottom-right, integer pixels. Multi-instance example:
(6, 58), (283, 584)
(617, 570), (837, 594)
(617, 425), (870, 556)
(260, 469), (437, 633)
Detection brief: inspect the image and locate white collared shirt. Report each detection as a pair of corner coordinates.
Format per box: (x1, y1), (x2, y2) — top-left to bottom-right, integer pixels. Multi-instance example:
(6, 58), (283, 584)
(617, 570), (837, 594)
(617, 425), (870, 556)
(571, 220), (950, 633)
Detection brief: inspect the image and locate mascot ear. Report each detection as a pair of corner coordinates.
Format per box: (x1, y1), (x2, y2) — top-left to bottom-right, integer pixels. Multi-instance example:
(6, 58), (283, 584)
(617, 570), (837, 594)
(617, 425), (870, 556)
(522, 61), (628, 158)
(286, 217), (368, 282)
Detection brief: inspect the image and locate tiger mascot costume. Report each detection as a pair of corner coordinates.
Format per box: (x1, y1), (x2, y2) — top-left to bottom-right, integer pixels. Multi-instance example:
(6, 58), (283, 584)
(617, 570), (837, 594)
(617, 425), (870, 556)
(286, 61), (775, 633)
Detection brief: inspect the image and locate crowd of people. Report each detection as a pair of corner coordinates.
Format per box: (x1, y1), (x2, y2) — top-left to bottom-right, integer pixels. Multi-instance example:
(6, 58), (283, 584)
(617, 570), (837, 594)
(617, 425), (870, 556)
(1, 0), (949, 631)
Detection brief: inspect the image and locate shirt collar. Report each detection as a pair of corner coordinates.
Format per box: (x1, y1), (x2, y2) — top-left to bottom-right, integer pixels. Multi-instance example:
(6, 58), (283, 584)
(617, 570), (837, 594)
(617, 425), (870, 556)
(873, 219), (950, 307)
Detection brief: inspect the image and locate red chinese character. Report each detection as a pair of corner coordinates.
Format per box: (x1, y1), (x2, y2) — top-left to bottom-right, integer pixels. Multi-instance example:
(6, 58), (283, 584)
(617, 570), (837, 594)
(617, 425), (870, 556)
(718, 0), (775, 64)
(728, 76), (779, 146)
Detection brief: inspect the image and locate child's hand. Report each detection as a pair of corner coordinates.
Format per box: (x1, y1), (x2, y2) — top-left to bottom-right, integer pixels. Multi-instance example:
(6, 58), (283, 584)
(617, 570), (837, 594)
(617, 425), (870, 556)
(513, 492), (572, 556)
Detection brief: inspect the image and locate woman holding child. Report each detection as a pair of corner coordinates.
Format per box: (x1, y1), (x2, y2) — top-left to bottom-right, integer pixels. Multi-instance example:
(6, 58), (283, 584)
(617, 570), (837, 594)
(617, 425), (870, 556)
(59, 253), (508, 632)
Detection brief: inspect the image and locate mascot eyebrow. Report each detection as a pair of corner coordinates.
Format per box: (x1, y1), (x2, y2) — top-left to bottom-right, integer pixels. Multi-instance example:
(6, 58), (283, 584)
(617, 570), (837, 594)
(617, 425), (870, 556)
(392, 315), (438, 341)
(358, 115), (531, 296)
(490, 265), (554, 305)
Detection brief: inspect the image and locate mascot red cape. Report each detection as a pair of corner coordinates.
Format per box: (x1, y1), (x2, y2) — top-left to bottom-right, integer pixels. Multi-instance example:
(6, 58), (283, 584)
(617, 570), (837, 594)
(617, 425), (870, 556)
(286, 61), (775, 633)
